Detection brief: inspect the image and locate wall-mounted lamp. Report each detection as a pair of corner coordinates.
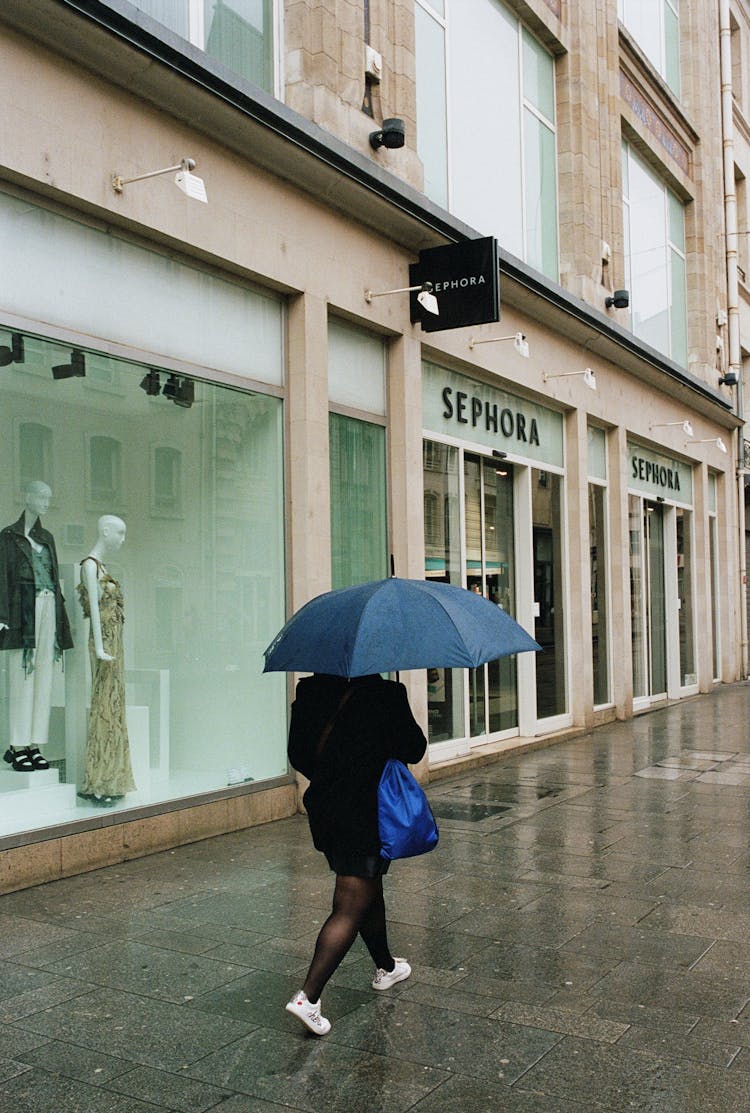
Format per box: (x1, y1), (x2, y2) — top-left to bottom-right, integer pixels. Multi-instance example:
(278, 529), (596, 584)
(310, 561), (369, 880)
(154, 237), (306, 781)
(492, 450), (509, 476)
(369, 118), (405, 150)
(719, 370), (739, 386)
(364, 281), (439, 315)
(162, 373), (195, 408)
(690, 437), (728, 454)
(469, 331), (529, 357)
(650, 420), (693, 437)
(543, 367), (597, 390)
(0, 333), (24, 367)
(139, 369), (161, 396)
(112, 157), (207, 203)
(605, 289), (629, 309)
(51, 349), (85, 380)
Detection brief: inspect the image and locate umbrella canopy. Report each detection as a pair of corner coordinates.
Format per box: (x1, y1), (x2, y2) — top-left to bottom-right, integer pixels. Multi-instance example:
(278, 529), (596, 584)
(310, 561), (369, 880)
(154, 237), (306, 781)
(263, 577), (540, 678)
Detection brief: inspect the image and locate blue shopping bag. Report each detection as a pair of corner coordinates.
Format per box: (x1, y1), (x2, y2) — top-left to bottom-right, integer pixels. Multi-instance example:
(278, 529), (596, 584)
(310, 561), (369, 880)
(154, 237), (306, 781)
(378, 759), (439, 861)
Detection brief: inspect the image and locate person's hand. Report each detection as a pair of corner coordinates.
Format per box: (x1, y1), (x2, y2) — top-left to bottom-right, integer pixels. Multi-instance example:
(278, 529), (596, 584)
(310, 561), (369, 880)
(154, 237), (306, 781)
(95, 650), (115, 662)
(0, 623), (8, 632)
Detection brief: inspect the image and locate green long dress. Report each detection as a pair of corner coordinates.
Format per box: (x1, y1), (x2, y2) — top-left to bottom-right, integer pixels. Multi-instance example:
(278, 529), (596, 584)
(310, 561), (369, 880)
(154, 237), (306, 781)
(77, 557), (136, 798)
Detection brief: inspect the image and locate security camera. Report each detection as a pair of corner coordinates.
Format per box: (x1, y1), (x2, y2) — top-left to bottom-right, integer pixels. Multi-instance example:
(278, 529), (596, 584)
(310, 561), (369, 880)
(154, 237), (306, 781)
(605, 289), (629, 310)
(370, 118), (406, 150)
(719, 371), (739, 386)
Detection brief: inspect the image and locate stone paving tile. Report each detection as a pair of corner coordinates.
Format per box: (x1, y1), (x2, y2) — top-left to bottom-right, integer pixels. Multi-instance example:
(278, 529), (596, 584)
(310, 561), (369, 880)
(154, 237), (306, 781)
(397, 978), (504, 1017)
(18, 990), (253, 1071)
(17, 1038), (134, 1085)
(0, 1068), (162, 1112)
(105, 1064), (233, 1112)
(0, 1057), (32, 1083)
(521, 1034), (750, 1112)
(408, 1073), (603, 1112)
(43, 940), (252, 1004)
(558, 922), (713, 970)
(326, 997), (561, 1084)
(613, 1024), (741, 1068)
(458, 940), (616, 991)
(490, 1002), (629, 1042)
(185, 1026), (450, 1113)
(583, 1000), (700, 1035)
(588, 960), (750, 1020)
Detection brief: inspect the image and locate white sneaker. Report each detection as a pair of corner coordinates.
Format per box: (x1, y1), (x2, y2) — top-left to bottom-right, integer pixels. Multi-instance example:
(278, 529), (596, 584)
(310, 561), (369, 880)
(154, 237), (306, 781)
(372, 958), (411, 991)
(285, 990), (331, 1036)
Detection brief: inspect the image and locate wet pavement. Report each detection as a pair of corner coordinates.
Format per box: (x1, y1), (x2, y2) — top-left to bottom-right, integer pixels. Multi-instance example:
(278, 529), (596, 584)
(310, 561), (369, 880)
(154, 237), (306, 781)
(2, 682), (750, 1111)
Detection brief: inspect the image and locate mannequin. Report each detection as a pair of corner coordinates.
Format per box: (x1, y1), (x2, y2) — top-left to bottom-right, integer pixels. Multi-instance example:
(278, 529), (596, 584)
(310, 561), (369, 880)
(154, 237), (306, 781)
(76, 515), (135, 806)
(0, 481), (73, 772)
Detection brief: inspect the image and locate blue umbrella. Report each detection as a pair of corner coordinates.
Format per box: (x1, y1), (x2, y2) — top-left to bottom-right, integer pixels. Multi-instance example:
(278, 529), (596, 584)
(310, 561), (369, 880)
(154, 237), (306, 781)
(263, 577), (540, 678)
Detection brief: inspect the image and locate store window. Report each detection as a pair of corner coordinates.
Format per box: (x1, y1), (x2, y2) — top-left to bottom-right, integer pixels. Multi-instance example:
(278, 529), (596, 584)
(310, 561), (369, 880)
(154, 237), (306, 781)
(708, 474), (720, 680)
(126, 0), (276, 92)
(533, 470), (567, 718)
(415, 0), (559, 280)
(328, 320), (388, 589)
(0, 331), (287, 840)
(618, 0), (680, 97)
(588, 426), (610, 706)
(676, 507), (695, 686)
(622, 142), (687, 366)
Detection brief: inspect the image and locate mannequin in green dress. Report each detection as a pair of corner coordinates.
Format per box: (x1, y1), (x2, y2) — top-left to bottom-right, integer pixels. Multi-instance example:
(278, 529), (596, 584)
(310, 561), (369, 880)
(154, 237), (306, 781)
(77, 515), (135, 806)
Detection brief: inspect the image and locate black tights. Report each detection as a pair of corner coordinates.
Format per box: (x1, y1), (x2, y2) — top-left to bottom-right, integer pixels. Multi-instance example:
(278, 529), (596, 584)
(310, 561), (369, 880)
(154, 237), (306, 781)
(302, 874), (394, 1003)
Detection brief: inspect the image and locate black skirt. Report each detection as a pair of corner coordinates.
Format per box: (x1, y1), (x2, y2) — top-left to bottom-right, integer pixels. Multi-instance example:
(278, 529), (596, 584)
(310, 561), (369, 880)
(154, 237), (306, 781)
(323, 850), (391, 878)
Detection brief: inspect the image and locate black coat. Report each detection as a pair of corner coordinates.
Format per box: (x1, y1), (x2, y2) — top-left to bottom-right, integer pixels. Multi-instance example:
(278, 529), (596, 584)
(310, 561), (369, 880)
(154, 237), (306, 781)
(0, 514), (73, 652)
(288, 674), (427, 856)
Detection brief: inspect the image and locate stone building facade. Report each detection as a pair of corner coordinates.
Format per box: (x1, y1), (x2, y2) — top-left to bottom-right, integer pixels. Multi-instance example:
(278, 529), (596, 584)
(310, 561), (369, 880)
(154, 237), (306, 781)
(0, 0), (743, 891)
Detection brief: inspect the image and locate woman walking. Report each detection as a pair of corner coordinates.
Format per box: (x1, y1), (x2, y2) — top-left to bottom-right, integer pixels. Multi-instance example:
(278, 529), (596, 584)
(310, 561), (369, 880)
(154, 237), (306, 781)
(285, 672), (427, 1036)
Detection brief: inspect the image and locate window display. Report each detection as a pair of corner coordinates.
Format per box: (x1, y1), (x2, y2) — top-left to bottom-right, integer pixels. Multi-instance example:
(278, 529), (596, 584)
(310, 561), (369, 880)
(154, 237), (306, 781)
(0, 330), (288, 839)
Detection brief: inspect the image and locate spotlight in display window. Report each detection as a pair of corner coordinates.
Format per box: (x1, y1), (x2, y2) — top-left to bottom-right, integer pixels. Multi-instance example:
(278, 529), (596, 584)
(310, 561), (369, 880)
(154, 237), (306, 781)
(51, 349), (86, 379)
(162, 373), (195, 408)
(139, 368), (161, 396)
(0, 333), (24, 367)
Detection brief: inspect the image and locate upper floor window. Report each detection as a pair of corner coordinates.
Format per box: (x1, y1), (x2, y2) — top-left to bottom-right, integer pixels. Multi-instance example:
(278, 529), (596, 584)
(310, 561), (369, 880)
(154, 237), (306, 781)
(129, 0), (275, 93)
(415, 0), (559, 281)
(622, 142), (687, 366)
(618, 0), (680, 97)
(18, 422), (53, 493)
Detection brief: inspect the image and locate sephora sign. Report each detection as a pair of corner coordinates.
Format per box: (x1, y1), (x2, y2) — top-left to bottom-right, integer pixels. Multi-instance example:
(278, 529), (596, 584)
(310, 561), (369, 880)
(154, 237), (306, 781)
(409, 236), (500, 333)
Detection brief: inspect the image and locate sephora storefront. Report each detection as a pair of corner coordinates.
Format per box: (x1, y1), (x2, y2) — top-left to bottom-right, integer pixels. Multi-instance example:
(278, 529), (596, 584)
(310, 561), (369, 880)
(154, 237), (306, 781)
(0, 189), (289, 840)
(422, 360), (570, 760)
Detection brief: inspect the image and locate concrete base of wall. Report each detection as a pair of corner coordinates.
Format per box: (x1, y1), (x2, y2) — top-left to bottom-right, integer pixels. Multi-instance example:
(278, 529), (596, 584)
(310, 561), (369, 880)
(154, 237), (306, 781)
(0, 783), (298, 896)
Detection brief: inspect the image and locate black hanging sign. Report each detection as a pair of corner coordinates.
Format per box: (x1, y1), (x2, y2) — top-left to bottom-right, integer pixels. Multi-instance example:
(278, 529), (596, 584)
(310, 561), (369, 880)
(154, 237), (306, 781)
(409, 236), (500, 333)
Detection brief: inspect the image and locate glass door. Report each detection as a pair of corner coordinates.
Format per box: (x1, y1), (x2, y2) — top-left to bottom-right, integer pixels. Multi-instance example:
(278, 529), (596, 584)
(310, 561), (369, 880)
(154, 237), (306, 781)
(533, 471), (567, 719)
(464, 453), (518, 739)
(630, 496), (667, 700)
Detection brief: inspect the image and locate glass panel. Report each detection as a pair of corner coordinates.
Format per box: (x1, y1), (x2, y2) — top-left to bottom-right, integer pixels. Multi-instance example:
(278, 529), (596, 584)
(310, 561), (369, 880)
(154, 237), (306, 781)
(524, 111), (559, 280)
(533, 471), (566, 718)
(708, 473), (717, 514)
(670, 248), (687, 367)
(522, 28), (555, 122)
(587, 425), (607, 481)
(19, 423), (53, 491)
(329, 414), (387, 589)
(449, 0), (524, 258)
(130, 0), (189, 37)
(664, 1), (680, 97)
(629, 495), (647, 698)
(711, 518), (720, 679)
(328, 319), (386, 416)
(620, 0), (663, 75)
(464, 456), (486, 736)
(423, 440), (465, 743)
(668, 190), (685, 252)
(647, 503), (667, 694)
(484, 458), (517, 732)
(676, 508), (695, 685)
(205, 0), (274, 93)
(415, 4), (449, 208)
(0, 191), (284, 387)
(626, 148), (670, 355)
(0, 333), (287, 839)
(589, 484), (610, 705)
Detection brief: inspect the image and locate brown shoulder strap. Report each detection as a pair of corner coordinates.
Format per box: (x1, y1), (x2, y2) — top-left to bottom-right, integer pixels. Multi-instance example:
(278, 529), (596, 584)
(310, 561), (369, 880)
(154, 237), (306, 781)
(316, 684), (356, 758)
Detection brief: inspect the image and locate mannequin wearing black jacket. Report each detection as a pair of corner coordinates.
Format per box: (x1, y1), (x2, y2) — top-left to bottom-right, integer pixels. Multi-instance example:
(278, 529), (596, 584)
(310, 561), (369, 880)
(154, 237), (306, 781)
(285, 673), (427, 1036)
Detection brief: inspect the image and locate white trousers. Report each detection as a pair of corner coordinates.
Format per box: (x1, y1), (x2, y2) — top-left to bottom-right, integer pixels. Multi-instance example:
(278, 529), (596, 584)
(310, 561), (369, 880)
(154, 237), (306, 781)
(8, 590), (56, 748)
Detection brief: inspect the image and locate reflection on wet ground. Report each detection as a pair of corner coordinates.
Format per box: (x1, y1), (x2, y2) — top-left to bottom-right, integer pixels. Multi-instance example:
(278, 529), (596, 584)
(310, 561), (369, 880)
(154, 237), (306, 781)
(3, 682), (750, 1111)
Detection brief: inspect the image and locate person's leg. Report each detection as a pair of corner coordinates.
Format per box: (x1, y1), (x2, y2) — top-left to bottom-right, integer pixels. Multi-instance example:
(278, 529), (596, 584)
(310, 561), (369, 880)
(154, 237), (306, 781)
(357, 876), (394, 971)
(302, 874), (378, 1003)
